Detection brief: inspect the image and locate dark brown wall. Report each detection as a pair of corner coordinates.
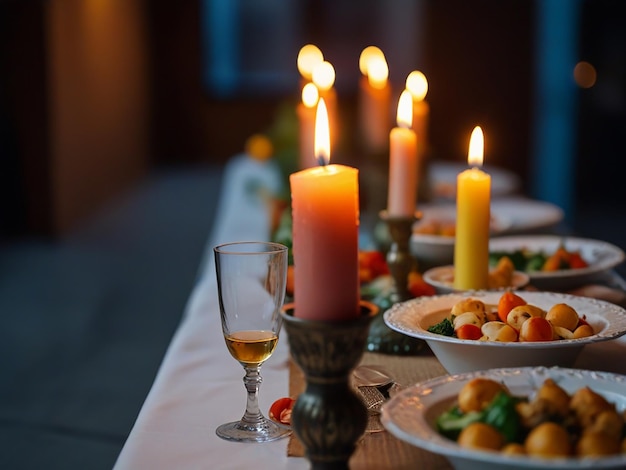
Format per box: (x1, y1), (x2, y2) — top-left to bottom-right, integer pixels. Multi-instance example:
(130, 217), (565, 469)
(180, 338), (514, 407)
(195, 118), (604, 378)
(0, 0), (537, 237)
(422, 0), (533, 186)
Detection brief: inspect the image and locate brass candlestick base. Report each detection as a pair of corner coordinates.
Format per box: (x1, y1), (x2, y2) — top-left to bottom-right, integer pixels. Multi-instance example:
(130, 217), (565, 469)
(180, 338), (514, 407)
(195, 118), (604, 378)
(379, 210), (421, 303)
(365, 211), (426, 356)
(281, 302), (378, 470)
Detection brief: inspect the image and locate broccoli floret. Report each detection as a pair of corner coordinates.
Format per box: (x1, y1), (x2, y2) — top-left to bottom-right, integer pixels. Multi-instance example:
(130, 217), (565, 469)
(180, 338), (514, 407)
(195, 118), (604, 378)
(427, 316), (455, 336)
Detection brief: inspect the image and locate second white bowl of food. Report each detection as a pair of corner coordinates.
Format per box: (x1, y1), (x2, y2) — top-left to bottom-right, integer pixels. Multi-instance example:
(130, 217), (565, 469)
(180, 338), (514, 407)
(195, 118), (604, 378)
(489, 235), (625, 291)
(381, 366), (626, 470)
(383, 291), (626, 374)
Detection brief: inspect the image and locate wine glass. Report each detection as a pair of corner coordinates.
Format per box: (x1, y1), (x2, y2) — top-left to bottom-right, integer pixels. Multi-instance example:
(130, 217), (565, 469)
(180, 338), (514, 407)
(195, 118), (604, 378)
(213, 241), (290, 443)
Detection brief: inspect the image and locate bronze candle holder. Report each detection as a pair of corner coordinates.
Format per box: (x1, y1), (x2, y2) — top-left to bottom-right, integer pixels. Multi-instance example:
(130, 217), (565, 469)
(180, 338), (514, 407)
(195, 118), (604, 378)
(379, 210), (421, 303)
(365, 211), (426, 355)
(280, 301), (378, 470)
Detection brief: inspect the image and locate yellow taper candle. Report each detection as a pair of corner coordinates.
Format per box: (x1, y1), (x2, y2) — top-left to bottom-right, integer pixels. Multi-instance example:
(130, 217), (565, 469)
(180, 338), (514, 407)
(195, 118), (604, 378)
(453, 126), (491, 290)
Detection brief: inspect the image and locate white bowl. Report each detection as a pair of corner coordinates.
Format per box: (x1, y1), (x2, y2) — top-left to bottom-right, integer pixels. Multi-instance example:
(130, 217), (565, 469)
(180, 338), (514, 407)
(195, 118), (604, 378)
(410, 233), (455, 268)
(381, 366), (626, 470)
(384, 291), (626, 374)
(423, 265), (530, 294)
(410, 208), (512, 269)
(489, 235), (625, 291)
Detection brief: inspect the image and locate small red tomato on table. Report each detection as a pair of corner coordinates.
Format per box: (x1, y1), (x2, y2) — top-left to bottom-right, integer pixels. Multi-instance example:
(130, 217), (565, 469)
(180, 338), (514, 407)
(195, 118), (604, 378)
(269, 397), (295, 426)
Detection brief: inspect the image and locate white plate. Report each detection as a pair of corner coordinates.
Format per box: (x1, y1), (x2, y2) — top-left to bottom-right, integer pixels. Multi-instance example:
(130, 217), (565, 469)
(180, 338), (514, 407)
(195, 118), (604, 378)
(429, 162), (522, 199)
(490, 236), (625, 290)
(381, 366), (626, 470)
(423, 265), (530, 294)
(383, 291), (626, 374)
(417, 197), (564, 235)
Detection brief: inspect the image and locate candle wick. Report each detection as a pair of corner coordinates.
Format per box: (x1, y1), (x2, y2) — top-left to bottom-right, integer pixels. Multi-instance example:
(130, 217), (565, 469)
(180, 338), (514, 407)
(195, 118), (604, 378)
(317, 155), (327, 167)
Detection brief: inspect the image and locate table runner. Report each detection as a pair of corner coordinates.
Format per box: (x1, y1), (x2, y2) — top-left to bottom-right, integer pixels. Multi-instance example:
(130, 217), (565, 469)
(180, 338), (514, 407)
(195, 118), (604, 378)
(287, 349), (453, 468)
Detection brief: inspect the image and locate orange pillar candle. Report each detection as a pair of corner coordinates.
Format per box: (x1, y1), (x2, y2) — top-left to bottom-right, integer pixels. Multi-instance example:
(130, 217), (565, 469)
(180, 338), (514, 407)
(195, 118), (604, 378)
(387, 90), (418, 216)
(297, 82), (319, 169)
(290, 98), (360, 321)
(453, 126), (491, 290)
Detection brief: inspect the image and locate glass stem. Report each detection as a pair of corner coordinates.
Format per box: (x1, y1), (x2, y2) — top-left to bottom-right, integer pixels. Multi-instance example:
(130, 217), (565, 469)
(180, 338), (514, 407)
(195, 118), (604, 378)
(241, 364), (264, 425)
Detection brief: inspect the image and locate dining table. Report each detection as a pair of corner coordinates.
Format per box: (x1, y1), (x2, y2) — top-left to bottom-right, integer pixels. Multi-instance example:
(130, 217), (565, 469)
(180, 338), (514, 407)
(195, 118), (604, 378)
(113, 156), (626, 469)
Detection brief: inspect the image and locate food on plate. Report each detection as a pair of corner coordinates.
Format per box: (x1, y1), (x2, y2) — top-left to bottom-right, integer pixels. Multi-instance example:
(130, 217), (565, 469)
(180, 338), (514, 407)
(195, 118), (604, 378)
(487, 256), (515, 289)
(414, 214), (507, 237)
(436, 377), (626, 457)
(414, 220), (456, 237)
(427, 292), (595, 342)
(489, 243), (590, 273)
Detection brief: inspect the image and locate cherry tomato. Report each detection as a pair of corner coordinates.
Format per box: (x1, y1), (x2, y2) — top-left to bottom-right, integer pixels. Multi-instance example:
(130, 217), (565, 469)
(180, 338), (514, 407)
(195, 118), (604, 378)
(455, 324), (482, 340)
(568, 252), (589, 269)
(269, 397), (295, 425)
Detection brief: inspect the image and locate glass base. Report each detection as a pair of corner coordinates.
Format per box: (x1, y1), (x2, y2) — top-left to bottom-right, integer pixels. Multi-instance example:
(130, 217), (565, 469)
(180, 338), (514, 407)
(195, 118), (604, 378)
(216, 418), (291, 443)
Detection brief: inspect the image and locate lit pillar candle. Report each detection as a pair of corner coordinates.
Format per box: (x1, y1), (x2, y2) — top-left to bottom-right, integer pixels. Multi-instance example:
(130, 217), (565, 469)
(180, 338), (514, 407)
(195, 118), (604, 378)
(453, 126), (491, 290)
(312, 60), (338, 151)
(405, 71), (430, 156)
(387, 90), (418, 216)
(290, 98), (360, 321)
(296, 82), (319, 169)
(358, 46), (392, 154)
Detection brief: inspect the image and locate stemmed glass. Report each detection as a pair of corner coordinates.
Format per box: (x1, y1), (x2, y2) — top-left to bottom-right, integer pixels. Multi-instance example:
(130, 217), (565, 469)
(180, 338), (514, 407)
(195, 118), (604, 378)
(213, 241), (290, 443)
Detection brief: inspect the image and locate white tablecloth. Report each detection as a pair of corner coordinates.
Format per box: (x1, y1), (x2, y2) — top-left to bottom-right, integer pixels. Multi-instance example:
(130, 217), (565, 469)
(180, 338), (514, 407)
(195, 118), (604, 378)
(114, 157), (626, 469)
(114, 156), (307, 469)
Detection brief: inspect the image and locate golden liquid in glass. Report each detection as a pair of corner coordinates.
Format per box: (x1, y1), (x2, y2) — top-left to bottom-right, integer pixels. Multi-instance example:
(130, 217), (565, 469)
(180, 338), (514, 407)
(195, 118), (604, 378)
(225, 330), (278, 365)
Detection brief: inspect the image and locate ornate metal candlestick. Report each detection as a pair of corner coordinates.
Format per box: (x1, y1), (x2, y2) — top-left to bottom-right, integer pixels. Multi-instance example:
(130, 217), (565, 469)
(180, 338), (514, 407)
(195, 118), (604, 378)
(281, 301), (378, 470)
(365, 211), (426, 355)
(379, 210), (420, 303)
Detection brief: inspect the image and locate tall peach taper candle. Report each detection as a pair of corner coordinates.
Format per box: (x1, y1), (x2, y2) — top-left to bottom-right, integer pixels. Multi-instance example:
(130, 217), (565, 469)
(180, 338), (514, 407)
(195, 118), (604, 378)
(453, 126), (491, 290)
(290, 98), (360, 321)
(297, 82), (319, 169)
(312, 60), (338, 152)
(358, 46), (391, 154)
(297, 44), (323, 88)
(405, 71), (430, 156)
(387, 90), (418, 216)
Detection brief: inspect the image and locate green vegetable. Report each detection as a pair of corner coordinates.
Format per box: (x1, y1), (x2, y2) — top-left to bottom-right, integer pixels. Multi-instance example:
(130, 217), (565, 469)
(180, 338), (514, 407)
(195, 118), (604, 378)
(490, 249), (552, 273)
(482, 391), (522, 443)
(436, 391), (522, 443)
(427, 316), (455, 336)
(525, 253), (546, 272)
(490, 250), (527, 271)
(436, 406), (483, 440)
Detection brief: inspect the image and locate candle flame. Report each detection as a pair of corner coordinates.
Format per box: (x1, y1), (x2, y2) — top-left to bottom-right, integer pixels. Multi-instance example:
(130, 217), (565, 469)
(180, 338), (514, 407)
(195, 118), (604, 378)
(406, 71), (428, 101)
(397, 90), (413, 128)
(297, 44), (324, 80)
(315, 98), (330, 166)
(368, 56), (389, 89)
(302, 83), (319, 108)
(312, 61), (335, 91)
(468, 126), (484, 167)
(359, 45), (384, 76)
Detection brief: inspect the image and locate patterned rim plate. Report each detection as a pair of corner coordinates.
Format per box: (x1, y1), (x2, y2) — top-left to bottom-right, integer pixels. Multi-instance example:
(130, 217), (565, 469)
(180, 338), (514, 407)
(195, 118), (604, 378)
(381, 366), (626, 469)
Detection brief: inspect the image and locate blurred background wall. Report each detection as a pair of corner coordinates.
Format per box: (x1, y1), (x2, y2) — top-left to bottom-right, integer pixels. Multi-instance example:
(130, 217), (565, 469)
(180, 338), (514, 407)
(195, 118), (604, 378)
(1, 0), (624, 239)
